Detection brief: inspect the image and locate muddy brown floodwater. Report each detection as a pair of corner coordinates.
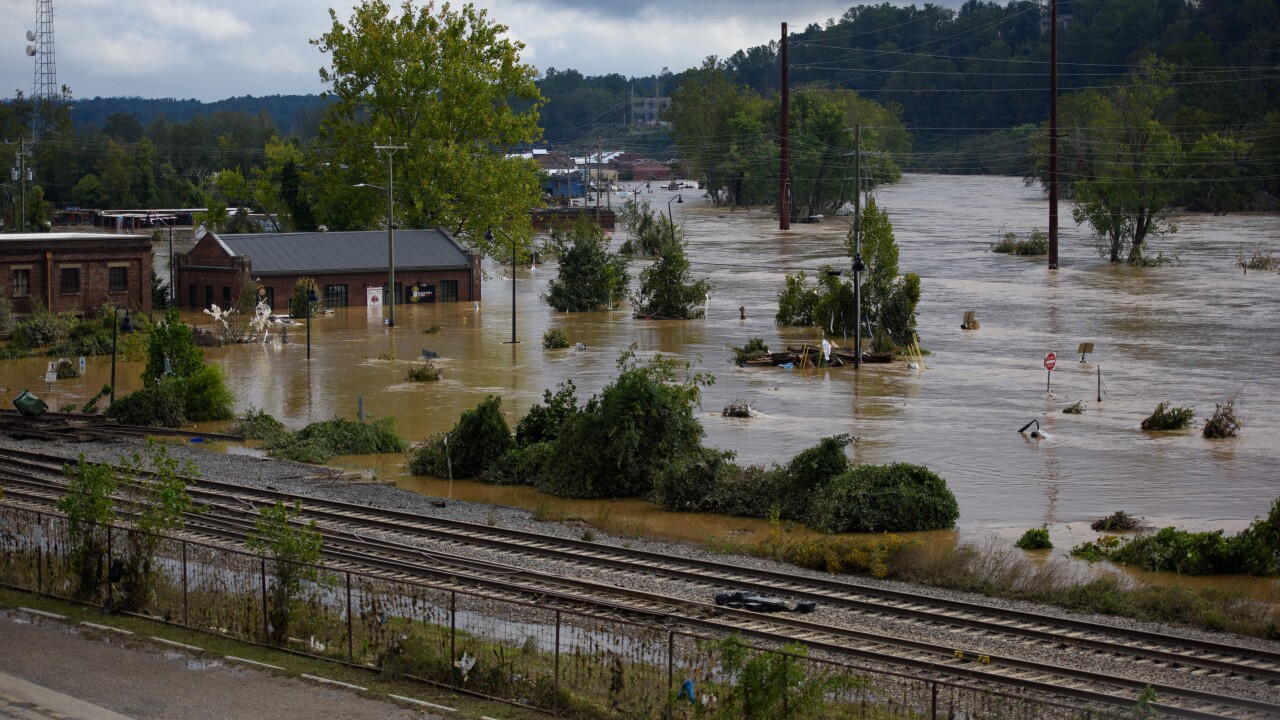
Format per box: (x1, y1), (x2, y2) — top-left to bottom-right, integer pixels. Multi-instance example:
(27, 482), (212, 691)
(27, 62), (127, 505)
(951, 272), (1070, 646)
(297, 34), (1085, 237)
(9, 174), (1280, 586)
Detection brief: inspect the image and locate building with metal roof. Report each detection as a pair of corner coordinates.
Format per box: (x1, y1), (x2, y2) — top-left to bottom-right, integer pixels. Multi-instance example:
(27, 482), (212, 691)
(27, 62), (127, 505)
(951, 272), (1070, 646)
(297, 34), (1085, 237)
(175, 228), (481, 313)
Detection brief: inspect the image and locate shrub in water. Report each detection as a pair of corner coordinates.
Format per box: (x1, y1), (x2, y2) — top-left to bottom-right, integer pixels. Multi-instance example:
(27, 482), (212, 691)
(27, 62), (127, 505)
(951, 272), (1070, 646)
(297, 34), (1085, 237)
(55, 358), (79, 379)
(180, 364), (235, 421)
(1016, 527), (1053, 550)
(408, 396), (513, 478)
(106, 379), (187, 428)
(537, 351), (709, 498)
(732, 337), (769, 365)
(514, 381), (580, 447)
(542, 327), (569, 349)
(809, 462), (959, 533)
(405, 361), (441, 381)
(1141, 401), (1195, 431)
(266, 416), (408, 463)
(1203, 394), (1243, 439)
(228, 408), (288, 441)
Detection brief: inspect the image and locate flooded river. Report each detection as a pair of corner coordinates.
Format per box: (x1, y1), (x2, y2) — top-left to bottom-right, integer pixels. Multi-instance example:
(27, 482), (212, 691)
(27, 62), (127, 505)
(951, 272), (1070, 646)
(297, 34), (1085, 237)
(10, 175), (1280, 553)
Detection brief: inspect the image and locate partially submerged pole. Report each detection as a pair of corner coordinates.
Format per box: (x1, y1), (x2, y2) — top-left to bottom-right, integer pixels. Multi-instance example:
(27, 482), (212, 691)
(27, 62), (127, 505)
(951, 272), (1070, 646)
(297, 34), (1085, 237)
(779, 22), (790, 231)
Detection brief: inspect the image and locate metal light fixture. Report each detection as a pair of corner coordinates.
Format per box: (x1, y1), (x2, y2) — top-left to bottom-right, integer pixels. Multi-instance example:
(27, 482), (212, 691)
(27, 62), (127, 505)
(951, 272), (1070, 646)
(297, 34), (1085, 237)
(109, 308), (135, 405)
(485, 226), (518, 344)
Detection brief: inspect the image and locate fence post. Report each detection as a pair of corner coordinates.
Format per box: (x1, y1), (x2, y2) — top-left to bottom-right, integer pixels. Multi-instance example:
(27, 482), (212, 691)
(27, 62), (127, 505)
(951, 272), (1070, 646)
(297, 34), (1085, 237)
(346, 572), (353, 663)
(449, 590), (457, 687)
(666, 632), (675, 720)
(182, 541), (189, 628)
(554, 611), (561, 714)
(106, 524), (113, 608)
(931, 681), (938, 719)
(261, 558), (269, 640)
(36, 542), (42, 594)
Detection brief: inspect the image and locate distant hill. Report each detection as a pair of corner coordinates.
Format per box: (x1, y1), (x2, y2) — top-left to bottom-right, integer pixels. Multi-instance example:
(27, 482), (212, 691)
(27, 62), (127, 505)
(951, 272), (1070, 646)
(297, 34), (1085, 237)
(69, 94), (333, 137)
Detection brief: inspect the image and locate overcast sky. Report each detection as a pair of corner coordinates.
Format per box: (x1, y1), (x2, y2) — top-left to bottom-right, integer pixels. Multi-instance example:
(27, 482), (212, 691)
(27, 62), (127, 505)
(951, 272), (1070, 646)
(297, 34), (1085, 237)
(1, 0), (964, 103)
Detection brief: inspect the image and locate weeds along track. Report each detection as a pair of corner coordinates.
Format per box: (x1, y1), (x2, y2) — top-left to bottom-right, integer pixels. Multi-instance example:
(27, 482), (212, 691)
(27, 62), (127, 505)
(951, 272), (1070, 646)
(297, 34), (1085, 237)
(2, 446), (1279, 718)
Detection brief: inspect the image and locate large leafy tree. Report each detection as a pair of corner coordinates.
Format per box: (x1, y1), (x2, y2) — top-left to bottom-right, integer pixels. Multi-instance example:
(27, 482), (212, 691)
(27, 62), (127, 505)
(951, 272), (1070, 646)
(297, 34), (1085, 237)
(312, 0), (545, 258)
(1067, 56), (1183, 264)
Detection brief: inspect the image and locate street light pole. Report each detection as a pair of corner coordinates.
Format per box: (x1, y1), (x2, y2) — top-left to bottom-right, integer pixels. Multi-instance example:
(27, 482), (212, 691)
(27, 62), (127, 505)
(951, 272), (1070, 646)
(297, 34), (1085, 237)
(109, 307), (135, 406)
(375, 140), (407, 327)
(666, 194), (682, 246)
(306, 287), (317, 360)
(486, 226), (519, 344)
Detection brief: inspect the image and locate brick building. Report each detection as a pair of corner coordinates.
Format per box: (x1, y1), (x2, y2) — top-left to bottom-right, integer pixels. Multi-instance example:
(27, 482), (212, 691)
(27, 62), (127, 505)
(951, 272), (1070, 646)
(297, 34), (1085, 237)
(1, 233), (152, 315)
(175, 228), (481, 311)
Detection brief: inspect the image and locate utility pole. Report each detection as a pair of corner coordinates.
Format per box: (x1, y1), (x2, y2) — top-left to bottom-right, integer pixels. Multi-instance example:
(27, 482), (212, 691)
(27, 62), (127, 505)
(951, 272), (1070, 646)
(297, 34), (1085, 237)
(374, 140), (407, 328)
(11, 139), (32, 233)
(852, 125), (863, 369)
(1048, 0), (1059, 270)
(779, 22), (791, 231)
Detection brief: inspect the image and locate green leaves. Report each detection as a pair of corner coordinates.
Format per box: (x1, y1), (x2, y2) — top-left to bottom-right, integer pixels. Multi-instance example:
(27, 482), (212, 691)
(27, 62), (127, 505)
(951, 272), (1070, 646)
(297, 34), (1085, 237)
(313, 0), (545, 258)
(544, 220), (630, 312)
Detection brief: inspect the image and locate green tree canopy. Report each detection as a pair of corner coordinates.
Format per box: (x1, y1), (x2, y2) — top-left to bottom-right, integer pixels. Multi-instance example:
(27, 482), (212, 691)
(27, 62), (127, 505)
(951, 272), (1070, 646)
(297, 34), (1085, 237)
(545, 219), (630, 312)
(312, 0), (546, 259)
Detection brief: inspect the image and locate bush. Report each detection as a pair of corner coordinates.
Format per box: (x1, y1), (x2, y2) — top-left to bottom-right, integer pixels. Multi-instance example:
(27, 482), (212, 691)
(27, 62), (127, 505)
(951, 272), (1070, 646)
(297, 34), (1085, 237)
(408, 396), (513, 478)
(55, 358), (79, 379)
(0, 297), (13, 339)
(49, 319), (114, 357)
(809, 463), (959, 533)
(632, 234), (710, 319)
(991, 229), (1049, 256)
(144, 307), (205, 384)
(289, 277), (320, 319)
(481, 441), (554, 486)
(544, 219), (630, 311)
(732, 337), (769, 365)
(12, 300), (71, 349)
(265, 416), (408, 463)
(1016, 527), (1053, 550)
(1203, 394), (1243, 439)
(1072, 498), (1280, 576)
(651, 447), (740, 512)
(1141, 401), (1195, 431)
(106, 379), (187, 427)
(1092, 510), (1141, 531)
(180, 364), (235, 421)
(541, 328), (569, 349)
(405, 361), (441, 381)
(775, 271), (819, 326)
(537, 351), (710, 498)
(514, 381), (580, 447)
(228, 408), (288, 441)
(1063, 400), (1086, 414)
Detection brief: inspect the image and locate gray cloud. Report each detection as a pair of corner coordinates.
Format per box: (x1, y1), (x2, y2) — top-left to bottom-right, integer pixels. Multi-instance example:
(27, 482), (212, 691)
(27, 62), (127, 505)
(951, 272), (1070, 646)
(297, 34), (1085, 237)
(0, 0), (964, 103)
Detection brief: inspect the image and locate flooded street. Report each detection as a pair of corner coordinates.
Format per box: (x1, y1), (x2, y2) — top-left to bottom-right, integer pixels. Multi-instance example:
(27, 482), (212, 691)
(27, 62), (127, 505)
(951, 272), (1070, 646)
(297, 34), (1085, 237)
(10, 175), (1280, 549)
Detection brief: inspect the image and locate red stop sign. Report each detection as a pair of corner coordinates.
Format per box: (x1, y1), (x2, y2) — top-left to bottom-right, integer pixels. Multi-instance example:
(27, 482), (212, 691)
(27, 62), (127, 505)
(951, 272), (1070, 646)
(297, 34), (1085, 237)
(1044, 352), (1057, 371)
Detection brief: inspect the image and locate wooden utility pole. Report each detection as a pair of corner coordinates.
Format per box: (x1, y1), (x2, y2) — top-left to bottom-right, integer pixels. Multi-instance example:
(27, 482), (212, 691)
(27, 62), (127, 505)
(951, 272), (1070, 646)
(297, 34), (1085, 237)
(779, 22), (790, 231)
(1048, 0), (1059, 270)
(853, 125), (862, 369)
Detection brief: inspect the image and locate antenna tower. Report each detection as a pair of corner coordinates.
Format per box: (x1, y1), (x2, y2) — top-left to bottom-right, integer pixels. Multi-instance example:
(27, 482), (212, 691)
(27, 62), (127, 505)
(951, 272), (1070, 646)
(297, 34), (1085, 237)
(26, 0), (58, 138)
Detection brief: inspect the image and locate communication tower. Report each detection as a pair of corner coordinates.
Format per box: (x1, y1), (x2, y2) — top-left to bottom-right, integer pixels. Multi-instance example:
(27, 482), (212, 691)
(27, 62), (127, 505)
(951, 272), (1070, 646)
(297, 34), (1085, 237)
(25, 0), (58, 138)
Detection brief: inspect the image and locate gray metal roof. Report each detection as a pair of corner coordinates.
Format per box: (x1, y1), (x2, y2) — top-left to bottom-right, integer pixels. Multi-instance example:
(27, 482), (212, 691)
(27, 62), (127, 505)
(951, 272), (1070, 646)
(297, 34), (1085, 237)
(215, 229), (471, 275)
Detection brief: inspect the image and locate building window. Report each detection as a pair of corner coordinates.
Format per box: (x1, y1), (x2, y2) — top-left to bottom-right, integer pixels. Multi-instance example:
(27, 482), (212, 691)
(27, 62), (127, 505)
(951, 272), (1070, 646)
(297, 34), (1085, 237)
(222, 287), (231, 308)
(205, 286), (214, 308)
(439, 280), (458, 303)
(189, 284), (197, 309)
(323, 284), (348, 307)
(61, 268), (81, 295)
(108, 266), (128, 293)
(263, 287), (275, 309)
(12, 269), (30, 297)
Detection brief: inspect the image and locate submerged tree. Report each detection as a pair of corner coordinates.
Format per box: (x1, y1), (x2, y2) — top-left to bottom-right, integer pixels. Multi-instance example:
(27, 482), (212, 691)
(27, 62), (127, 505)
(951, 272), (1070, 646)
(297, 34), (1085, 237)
(633, 233), (711, 319)
(854, 196), (920, 346)
(1066, 56), (1183, 264)
(545, 219), (630, 311)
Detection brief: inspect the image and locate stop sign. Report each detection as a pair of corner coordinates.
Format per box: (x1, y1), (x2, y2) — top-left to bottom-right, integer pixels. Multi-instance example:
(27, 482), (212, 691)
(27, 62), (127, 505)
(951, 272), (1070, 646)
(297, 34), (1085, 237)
(1044, 352), (1057, 371)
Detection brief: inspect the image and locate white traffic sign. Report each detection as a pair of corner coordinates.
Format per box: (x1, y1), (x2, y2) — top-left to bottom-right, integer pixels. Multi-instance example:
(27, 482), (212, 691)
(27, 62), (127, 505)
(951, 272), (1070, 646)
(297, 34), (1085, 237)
(1044, 352), (1057, 371)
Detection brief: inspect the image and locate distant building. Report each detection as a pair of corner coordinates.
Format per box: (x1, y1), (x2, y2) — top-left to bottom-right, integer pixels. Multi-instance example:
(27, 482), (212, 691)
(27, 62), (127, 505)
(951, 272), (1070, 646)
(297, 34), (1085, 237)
(531, 207), (616, 233)
(0, 233), (152, 315)
(175, 228), (481, 311)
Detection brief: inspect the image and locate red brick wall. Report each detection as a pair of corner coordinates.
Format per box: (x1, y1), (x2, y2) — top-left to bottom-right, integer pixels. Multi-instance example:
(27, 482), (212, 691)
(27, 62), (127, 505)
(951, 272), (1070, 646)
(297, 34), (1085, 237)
(0, 236), (152, 315)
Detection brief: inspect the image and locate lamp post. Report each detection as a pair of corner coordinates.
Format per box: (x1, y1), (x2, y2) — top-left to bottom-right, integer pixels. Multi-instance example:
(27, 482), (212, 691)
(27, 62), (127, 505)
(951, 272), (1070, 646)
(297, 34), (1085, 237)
(306, 287), (318, 360)
(852, 253), (866, 368)
(354, 178), (399, 328)
(109, 307), (135, 405)
(485, 226), (519, 344)
(666, 194), (682, 245)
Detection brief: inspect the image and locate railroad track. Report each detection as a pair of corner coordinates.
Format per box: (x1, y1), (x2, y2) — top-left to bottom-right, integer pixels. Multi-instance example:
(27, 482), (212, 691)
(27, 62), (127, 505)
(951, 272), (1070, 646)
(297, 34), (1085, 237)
(2, 445), (1278, 718)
